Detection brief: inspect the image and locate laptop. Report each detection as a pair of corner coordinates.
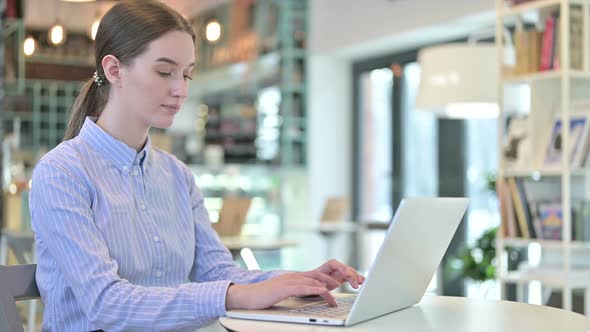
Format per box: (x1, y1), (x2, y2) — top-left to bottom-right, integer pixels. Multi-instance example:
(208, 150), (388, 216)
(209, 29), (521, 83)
(226, 197), (469, 326)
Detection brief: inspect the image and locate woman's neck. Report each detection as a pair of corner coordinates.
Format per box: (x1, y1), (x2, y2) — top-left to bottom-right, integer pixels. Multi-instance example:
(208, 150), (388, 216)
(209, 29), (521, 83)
(96, 102), (148, 152)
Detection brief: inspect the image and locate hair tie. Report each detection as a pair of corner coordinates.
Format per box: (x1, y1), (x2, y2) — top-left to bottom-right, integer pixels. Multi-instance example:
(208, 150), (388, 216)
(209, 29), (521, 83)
(93, 71), (105, 87)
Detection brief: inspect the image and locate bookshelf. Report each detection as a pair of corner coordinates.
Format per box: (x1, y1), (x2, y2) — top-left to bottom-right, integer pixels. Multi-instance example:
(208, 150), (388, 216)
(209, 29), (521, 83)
(190, 0), (308, 166)
(496, 0), (590, 314)
(2, 80), (81, 156)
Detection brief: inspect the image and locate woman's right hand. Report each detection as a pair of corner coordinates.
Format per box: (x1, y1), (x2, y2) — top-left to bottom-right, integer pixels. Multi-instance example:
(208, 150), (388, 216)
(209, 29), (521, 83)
(225, 271), (340, 310)
(225, 259), (365, 310)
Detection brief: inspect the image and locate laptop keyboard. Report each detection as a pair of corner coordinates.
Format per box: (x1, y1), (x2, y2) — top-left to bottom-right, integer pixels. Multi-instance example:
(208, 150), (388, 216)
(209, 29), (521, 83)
(289, 296), (355, 318)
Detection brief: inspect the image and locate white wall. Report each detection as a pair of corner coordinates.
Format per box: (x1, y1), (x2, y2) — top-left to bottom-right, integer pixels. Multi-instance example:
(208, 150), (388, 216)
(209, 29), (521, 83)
(307, 56), (351, 223)
(310, 0), (495, 58)
(306, 0), (495, 222)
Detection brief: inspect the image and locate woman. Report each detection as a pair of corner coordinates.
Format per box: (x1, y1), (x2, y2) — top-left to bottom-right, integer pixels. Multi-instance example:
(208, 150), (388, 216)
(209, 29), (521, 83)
(29, 1), (364, 331)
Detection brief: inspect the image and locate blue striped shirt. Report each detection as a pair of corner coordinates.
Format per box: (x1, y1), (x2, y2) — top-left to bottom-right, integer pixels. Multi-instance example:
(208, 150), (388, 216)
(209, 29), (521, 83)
(29, 117), (280, 332)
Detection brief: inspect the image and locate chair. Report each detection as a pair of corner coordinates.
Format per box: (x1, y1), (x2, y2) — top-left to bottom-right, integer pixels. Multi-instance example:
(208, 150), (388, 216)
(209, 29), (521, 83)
(0, 264), (40, 332)
(212, 197), (252, 237)
(319, 197), (350, 224)
(317, 197), (360, 267)
(0, 231), (39, 332)
(0, 230), (35, 266)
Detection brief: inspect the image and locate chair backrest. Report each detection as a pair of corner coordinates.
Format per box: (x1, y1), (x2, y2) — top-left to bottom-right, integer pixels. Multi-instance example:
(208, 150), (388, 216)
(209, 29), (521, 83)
(0, 264), (40, 332)
(0, 230), (35, 265)
(212, 197), (252, 237)
(320, 197), (349, 223)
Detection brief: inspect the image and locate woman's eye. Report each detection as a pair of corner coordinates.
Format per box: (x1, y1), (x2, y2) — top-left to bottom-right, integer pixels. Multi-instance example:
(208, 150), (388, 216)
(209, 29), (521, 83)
(158, 72), (172, 77)
(184, 75), (193, 80)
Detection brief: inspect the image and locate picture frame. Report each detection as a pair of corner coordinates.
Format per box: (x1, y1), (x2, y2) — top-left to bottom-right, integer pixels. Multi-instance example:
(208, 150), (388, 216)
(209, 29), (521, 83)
(543, 114), (590, 168)
(503, 116), (530, 169)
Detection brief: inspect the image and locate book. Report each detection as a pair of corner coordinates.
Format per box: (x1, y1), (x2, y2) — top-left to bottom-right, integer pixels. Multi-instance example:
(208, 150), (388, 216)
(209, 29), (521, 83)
(503, 116), (529, 169)
(573, 200), (590, 241)
(570, 6), (584, 70)
(550, 6), (583, 71)
(538, 203), (563, 240)
(516, 178), (537, 238)
(540, 11), (558, 71)
(508, 177), (531, 238)
(498, 178), (516, 237)
(514, 29), (543, 74)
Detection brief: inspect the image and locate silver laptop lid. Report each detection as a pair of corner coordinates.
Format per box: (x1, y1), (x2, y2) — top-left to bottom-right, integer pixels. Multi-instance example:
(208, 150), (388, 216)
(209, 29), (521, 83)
(346, 197), (468, 326)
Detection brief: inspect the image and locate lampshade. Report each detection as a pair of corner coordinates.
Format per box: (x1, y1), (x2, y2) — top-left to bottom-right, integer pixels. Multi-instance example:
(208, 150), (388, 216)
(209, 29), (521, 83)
(415, 43), (499, 118)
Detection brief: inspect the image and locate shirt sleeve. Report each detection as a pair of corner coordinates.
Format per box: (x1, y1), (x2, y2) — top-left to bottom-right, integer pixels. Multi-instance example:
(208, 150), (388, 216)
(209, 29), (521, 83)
(184, 167), (286, 285)
(30, 159), (231, 332)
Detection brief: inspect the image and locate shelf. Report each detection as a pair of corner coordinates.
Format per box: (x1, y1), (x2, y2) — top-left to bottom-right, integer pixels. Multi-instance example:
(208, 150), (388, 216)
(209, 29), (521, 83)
(502, 70), (590, 83)
(501, 168), (590, 177)
(499, 267), (590, 287)
(501, 0), (590, 17)
(1, 111), (34, 121)
(501, 237), (590, 249)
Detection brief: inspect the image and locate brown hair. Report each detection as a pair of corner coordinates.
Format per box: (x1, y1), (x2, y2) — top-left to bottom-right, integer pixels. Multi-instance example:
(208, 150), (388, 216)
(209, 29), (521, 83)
(63, 0), (195, 140)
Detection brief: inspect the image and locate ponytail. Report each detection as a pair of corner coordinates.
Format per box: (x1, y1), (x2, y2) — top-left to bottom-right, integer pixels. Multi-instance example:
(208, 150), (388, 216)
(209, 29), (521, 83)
(63, 77), (106, 141)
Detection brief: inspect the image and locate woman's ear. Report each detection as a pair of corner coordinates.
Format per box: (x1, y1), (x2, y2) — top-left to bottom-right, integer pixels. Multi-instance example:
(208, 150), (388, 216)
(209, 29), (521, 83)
(101, 55), (122, 87)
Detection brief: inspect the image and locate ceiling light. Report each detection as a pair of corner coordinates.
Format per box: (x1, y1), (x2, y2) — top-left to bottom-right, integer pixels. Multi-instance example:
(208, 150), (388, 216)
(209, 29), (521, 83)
(205, 19), (222, 43)
(23, 36), (36, 56)
(91, 17), (100, 40)
(49, 23), (66, 45)
(415, 43), (499, 118)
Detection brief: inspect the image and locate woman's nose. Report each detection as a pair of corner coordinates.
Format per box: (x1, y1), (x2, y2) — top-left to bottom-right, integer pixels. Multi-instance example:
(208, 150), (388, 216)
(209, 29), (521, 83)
(171, 79), (188, 98)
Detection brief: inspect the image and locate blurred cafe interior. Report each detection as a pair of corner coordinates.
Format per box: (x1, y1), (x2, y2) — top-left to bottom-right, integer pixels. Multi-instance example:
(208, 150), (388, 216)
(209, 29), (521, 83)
(3, 0), (590, 330)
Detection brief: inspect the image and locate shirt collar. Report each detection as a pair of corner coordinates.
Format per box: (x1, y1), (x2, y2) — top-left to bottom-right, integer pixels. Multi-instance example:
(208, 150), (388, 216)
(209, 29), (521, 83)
(78, 117), (151, 174)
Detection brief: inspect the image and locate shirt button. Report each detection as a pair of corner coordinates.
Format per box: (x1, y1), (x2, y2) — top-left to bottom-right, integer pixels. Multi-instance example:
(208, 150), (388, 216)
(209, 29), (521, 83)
(153, 236), (160, 242)
(140, 203), (146, 210)
(122, 166), (129, 172)
(133, 169), (139, 176)
(155, 271), (162, 277)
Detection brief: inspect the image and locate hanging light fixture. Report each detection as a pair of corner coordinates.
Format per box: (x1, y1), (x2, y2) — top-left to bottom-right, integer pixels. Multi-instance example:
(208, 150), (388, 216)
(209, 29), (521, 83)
(48, 0), (67, 46)
(90, 17), (100, 41)
(48, 23), (66, 45)
(88, 0), (104, 41)
(23, 36), (36, 56)
(205, 18), (222, 43)
(415, 28), (519, 119)
(415, 43), (499, 118)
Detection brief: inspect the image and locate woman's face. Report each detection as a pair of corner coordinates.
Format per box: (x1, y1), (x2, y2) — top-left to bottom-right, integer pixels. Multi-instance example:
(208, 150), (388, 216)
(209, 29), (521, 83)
(118, 30), (195, 129)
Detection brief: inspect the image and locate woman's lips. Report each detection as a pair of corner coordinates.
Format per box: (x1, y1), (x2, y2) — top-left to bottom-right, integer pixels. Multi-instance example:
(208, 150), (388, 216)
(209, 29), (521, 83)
(161, 104), (179, 113)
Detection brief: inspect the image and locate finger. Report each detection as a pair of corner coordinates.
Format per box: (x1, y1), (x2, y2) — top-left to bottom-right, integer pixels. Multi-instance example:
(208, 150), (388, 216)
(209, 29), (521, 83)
(289, 285), (334, 304)
(318, 260), (364, 288)
(292, 278), (336, 306)
(345, 266), (365, 286)
(340, 264), (365, 287)
(358, 274), (366, 284)
(319, 291), (337, 307)
(304, 271), (341, 290)
(332, 266), (360, 288)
